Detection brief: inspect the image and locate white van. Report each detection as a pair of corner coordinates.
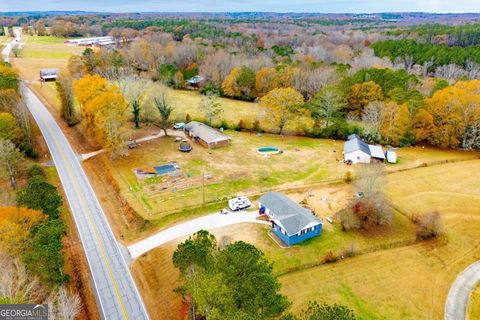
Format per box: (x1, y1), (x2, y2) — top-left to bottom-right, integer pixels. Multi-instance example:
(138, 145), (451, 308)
(228, 196), (252, 211)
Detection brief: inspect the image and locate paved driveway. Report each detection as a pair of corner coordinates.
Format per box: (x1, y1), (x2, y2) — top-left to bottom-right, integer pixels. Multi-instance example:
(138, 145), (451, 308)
(128, 211), (268, 259)
(23, 86), (149, 319)
(445, 261), (480, 320)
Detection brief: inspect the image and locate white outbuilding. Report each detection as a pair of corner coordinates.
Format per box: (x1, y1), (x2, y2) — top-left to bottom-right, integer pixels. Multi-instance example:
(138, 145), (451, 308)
(344, 135), (386, 164)
(386, 149), (397, 163)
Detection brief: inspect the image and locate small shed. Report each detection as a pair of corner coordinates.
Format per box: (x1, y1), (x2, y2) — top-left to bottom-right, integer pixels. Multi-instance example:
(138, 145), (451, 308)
(40, 69), (59, 81)
(386, 150), (397, 163)
(258, 192), (323, 246)
(184, 121), (231, 149)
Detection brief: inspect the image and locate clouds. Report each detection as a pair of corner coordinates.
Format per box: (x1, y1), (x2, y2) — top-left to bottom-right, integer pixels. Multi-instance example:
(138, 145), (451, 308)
(1, 0), (479, 13)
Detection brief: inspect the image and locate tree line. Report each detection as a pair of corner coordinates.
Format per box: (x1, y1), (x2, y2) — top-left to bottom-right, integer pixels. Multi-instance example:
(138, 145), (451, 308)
(371, 39), (480, 69)
(387, 23), (480, 47)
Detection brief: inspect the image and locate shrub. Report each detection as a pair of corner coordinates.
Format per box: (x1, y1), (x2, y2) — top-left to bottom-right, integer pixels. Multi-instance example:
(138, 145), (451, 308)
(252, 119), (261, 132)
(200, 82), (223, 96)
(185, 113), (191, 123)
(27, 164), (45, 179)
(238, 119), (246, 131)
(413, 211), (444, 240)
(322, 251), (338, 263)
(343, 171), (353, 183)
(299, 301), (356, 320)
(220, 120), (229, 130)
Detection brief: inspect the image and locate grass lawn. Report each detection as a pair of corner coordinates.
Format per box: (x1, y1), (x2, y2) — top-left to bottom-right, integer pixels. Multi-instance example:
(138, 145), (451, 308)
(11, 35), (83, 81)
(132, 159), (480, 319)
(279, 159), (480, 319)
(468, 285), (480, 320)
(21, 35), (83, 59)
(107, 127), (479, 224)
(146, 85), (313, 133)
(108, 131), (348, 220)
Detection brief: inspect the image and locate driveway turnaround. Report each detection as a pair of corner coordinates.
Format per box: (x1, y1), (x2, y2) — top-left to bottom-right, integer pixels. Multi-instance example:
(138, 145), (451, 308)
(128, 211), (268, 259)
(23, 86), (149, 320)
(445, 261), (480, 320)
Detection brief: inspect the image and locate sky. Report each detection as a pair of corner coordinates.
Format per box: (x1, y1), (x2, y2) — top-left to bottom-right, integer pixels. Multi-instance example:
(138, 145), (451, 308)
(1, 0), (480, 13)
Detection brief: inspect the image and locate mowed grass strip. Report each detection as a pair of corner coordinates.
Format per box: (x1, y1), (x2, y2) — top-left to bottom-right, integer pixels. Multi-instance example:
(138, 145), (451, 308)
(21, 35), (83, 60)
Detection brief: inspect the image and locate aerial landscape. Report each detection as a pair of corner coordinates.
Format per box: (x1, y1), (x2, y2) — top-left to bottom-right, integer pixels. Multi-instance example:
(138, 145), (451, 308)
(1, 0), (480, 319)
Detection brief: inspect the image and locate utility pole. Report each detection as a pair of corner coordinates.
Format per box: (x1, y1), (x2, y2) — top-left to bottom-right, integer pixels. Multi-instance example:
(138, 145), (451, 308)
(202, 167), (205, 206)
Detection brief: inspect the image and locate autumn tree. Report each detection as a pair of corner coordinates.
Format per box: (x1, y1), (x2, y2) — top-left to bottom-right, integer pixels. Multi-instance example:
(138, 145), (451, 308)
(0, 64), (20, 91)
(0, 139), (23, 189)
(56, 73), (80, 126)
(425, 80), (480, 148)
(222, 66), (256, 100)
(260, 88), (305, 134)
(346, 81), (383, 118)
(199, 92), (223, 125)
(0, 206), (46, 255)
(0, 112), (23, 143)
(255, 67), (278, 97)
(73, 75), (128, 157)
(338, 164), (392, 230)
(379, 102), (411, 146)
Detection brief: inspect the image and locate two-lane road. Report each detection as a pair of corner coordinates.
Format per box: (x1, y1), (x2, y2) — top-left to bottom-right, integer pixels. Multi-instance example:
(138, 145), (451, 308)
(23, 86), (149, 320)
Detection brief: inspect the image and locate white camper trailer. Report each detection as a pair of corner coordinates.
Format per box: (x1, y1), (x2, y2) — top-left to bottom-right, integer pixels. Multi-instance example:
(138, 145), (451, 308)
(228, 196), (252, 211)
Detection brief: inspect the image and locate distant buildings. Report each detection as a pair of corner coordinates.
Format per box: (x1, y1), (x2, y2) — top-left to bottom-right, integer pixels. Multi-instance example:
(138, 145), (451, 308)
(39, 68), (59, 81)
(184, 121), (231, 148)
(344, 134), (386, 164)
(259, 192), (323, 246)
(64, 36), (115, 47)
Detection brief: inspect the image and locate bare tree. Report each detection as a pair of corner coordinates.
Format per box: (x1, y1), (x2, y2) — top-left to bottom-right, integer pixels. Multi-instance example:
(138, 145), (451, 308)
(48, 286), (81, 320)
(199, 93), (223, 125)
(0, 254), (41, 304)
(0, 139), (23, 189)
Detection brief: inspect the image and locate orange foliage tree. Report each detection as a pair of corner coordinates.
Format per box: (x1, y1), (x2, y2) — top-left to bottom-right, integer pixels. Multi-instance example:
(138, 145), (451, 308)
(0, 206), (46, 254)
(73, 75), (128, 156)
(347, 81), (384, 117)
(425, 80), (480, 148)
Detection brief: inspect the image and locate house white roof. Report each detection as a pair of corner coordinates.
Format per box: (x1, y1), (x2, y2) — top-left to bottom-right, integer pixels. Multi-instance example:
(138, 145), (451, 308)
(184, 121), (231, 144)
(368, 145), (386, 160)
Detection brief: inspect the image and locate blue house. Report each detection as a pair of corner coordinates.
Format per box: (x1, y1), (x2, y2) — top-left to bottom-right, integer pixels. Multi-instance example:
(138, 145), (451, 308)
(258, 192), (323, 246)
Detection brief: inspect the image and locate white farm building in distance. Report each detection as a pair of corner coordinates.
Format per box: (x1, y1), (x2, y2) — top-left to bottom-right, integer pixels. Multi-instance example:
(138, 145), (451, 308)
(64, 36), (115, 47)
(344, 134), (386, 164)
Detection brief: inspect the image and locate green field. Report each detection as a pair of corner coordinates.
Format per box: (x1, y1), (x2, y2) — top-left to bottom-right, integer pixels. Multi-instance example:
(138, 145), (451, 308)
(21, 35), (83, 59)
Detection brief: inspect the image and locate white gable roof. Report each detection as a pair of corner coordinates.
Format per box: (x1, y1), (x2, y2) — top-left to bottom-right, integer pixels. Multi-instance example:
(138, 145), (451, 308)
(368, 145), (386, 159)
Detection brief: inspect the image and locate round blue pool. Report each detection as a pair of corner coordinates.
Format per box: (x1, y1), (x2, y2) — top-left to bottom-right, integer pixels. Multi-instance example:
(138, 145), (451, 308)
(257, 147), (281, 155)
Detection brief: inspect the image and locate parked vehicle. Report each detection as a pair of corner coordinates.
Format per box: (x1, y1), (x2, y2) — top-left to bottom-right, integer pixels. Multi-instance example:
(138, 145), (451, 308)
(228, 196), (252, 211)
(173, 122), (185, 130)
(220, 208), (228, 214)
